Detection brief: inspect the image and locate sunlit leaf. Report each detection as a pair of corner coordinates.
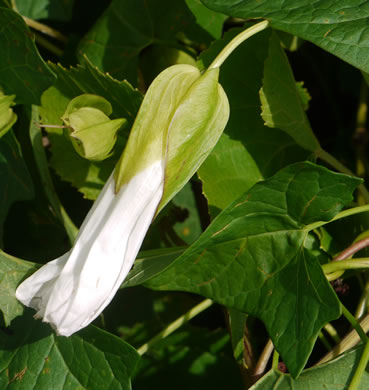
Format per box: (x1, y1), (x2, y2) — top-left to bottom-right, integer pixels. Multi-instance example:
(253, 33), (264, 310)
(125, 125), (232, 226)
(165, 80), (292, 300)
(202, 0), (369, 74)
(0, 8), (55, 104)
(0, 311), (139, 389)
(250, 345), (369, 389)
(145, 162), (361, 377)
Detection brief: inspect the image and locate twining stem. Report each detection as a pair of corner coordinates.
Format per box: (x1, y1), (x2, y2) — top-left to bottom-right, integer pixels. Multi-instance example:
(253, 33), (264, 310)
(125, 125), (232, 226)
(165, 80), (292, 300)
(30, 106), (78, 244)
(316, 148), (369, 204)
(306, 204), (369, 232)
(325, 270), (345, 282)
(322, 237), (369, 275)
(348, 340), (369, 390)
(341, 304), (368, 345)
(353, 80), (369, 206)
(324, 323), (341, 344)
(317, 314), (369, 365)
(355, 276), (369, 319)
(333, 237), (369, 262)
(317, 148), (357, 177)
(322, 258), (369, 274)
(272, 349), (280, 371)
(341, 306), (369, 389)
(253, 339), (274, 379)
(34, 32), (64, 57)
(22, 16), (68, 43)
(208, 20), (270, 70)
(319, 330), (333, 351)
(137, 298), (213, 355)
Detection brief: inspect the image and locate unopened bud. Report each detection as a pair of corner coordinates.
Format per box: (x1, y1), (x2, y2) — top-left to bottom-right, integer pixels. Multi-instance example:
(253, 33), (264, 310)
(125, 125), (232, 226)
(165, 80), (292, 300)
(61, 94), (126, 161)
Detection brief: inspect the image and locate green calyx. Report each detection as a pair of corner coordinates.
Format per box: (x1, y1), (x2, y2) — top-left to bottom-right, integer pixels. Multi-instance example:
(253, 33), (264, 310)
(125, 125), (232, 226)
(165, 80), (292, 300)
(112, 22), (273, 209)
(0, 89), (17, 137)
(113, 64), (229, 212)
(61, 94), (126, 161)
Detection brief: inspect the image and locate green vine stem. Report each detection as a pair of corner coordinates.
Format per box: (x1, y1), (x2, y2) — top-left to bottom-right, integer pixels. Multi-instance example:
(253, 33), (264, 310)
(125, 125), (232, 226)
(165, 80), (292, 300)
(324, 323), (341, 344)
(137, 298), (213, 356)
(208, 20), (270, 70)
(306, 204), (369, 232)
(355, 275), (369, 319)
(317, 314), (369, 365)
(23, 16), (68, 43)
(30, 106), (78, 244)
(252, 339), (274, 381)
(318, 330), (333, 351)
(322, 258), (369, 274)
(326, 270), (345, 282)
(323, 237), (369, 281)
(34, 32), (64, 57)
(272, 349), (280, 371)
(353, 79), (369, 206)
(348, 340), (369, 390)
(341, 304), (368, 345)
(333, 237), (369, 262)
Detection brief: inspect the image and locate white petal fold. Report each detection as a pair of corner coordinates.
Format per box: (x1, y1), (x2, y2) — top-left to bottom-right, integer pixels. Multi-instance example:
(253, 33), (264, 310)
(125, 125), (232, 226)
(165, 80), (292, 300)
(16, 160), (164, 336)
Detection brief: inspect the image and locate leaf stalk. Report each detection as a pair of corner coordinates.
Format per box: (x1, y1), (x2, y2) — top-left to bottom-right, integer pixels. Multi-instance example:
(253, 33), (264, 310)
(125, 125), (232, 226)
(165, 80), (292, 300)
(348, 340), (369, 390)
(306, 204), (369, 231)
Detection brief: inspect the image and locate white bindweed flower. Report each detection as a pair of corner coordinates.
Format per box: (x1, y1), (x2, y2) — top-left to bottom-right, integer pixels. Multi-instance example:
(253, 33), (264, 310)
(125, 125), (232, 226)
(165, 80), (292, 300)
(16, 63), (229, 336)
(16, 161), (164, 336)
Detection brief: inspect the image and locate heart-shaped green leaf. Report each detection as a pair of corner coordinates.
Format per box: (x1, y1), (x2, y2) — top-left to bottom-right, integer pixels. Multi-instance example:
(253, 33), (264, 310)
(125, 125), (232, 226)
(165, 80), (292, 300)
(0, 8), (55, 104)
(145, 161), (361, 377)
(0, 310), (139, 389)
(201, 0), (369, 74)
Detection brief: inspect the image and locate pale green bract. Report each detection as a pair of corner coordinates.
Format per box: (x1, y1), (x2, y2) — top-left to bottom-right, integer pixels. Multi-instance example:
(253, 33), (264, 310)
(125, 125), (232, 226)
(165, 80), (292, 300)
(16, 64), (230, 336)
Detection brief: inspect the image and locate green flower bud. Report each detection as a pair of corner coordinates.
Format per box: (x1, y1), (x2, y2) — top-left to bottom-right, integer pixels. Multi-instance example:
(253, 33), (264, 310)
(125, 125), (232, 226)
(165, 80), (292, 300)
(114, 64), (229, 212)
(61, 94), (126, 161)
(0, 89), (17, 137)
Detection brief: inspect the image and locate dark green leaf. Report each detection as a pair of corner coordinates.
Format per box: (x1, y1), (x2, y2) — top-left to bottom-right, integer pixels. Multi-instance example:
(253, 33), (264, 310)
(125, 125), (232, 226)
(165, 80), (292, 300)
(277, 31), (304, 52)
(0, 250), (37, 326)
(15, 0), (75, 21)
(134, 327), (242, 390)
(250, 345), (369, 389)
(185, 0), (227, 39)
(201, 0), (369, 74)
(78, 0), (195, 84)
(0, 310), (139, 389)
(296, 82), (311, 111)
(0, 131), (34, 245)
(228, 308), (247, 364)
(172, 183), (202, 245)
(260, 32), (320, 152)
(0, 8), (55, 104)
(44, 59), (142, 125)
(140, 46), (197, 86)
(198, 28), (309, 212)
(145, 162), (361, 377)
(198, 133), (263, 212)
